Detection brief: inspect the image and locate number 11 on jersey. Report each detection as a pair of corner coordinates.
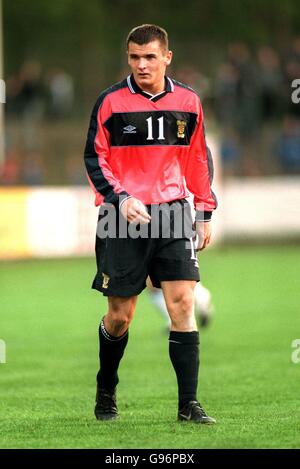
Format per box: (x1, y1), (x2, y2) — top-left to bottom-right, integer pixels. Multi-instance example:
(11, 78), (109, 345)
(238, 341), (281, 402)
(146, 116), (165, 140)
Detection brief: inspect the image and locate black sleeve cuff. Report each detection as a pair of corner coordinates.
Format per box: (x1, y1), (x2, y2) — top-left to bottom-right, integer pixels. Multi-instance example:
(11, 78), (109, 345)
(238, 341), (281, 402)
(195, 210), (212, 222)
(118, 194), (133, 210)
(105, 191), (131, 208)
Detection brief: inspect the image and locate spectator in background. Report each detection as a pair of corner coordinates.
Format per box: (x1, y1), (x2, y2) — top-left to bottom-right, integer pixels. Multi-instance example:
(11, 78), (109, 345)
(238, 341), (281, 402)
(289, 36), (300, 64)
(15, 60), (47, 151)
(219, 128), (241, 177)
(257, 46), (284, 122)
(214, 62), (241, 175)
(0, 147), (21, 185)
(17, 60), (46, 120)
(227, 42), (261, 140)
(175, 65), (210, 100)
(214, 62), (239, 128)
(21, 151), (45, 185)
(256, 46), (284, 173)
(6, 75), (22, 116)
(215, 42), (269, 176)
(47, 67), (74, 118)
(275, 116), (300, 173)
(65, 155), (87, 185)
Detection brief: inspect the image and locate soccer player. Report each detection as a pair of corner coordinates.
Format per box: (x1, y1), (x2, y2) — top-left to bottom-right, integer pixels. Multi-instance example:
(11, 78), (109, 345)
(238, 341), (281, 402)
(84, 24), (217, 424)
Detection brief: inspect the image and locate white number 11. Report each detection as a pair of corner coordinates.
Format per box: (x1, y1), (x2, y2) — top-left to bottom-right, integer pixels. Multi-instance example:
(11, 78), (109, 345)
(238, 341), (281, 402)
(146, 116), (165, 140)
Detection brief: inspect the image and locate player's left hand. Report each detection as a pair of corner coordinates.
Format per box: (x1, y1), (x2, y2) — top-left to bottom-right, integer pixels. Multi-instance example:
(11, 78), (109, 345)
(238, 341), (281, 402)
(195, 221), (212, 251)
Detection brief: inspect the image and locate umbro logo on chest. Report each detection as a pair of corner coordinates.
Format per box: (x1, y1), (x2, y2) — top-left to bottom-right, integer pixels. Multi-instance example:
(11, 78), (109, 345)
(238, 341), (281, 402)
(123, 125), (137, 134)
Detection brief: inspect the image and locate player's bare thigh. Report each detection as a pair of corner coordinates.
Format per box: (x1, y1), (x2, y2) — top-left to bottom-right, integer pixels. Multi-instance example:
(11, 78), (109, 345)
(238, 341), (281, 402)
(161, 280), (197, 332)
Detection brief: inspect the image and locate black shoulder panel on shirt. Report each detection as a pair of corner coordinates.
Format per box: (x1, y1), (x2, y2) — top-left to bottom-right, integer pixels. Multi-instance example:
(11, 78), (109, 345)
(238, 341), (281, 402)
(83, 78), (129, 206)
(171, 79), (200, 97)
(94, 79), (128, 110)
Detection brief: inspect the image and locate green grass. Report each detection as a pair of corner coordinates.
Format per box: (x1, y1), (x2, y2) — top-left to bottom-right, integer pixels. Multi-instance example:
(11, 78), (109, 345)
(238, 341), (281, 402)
(0, 245), (300, 448)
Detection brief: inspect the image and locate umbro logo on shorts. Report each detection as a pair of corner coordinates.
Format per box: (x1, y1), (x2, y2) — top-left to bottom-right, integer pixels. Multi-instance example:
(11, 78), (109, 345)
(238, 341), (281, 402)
(123, 124), (137, 134)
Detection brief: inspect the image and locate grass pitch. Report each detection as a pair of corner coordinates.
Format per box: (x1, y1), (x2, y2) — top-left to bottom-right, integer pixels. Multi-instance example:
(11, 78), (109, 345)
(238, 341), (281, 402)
(0, 245), (299, 448)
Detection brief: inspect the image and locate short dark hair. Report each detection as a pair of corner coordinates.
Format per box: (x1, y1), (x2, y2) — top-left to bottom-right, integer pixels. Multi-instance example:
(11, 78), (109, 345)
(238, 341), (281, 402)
(126, 24), (169, 51)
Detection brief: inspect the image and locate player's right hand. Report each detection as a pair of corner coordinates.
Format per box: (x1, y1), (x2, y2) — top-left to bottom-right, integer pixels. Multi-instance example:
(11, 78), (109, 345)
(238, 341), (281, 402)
(120, 197), (151, 225)
(195, 220), (212, 251)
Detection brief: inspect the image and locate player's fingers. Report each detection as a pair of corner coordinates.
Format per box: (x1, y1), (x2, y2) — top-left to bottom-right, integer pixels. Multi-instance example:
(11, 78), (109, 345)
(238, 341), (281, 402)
(199, 235), (210, 251)
(131, 204), (151, 224)
(131, 214), (150, 225)
(128, 211), (150, 225)
(127, 212), (139, 223)
(127, 207), (139, 218)
(137, 214), (151, 224)
(135, 206), (151, 221)
(196, 236), (204, 252)
(197, 234), (206, 251)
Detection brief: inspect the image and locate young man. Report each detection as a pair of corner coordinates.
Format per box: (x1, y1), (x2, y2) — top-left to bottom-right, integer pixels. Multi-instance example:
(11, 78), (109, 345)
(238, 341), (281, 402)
(84, 24), (217, 424)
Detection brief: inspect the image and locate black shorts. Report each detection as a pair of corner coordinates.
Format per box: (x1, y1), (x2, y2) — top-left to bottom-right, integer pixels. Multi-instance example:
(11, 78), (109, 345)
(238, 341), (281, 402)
(92, 199), (200, 297)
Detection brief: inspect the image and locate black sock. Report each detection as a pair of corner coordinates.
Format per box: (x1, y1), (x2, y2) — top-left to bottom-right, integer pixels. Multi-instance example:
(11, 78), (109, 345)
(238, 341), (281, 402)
(169, 331), (200, 409)
(97, 318), (129, 390)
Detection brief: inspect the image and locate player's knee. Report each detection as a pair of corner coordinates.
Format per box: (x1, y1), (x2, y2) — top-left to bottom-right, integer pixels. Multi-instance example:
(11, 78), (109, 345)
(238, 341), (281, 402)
(105, 310), (132, 336)
(180, 292), (194, 316)
(167, 291), (194, 320)
(169, 292), (194, 315)
(110, 313), (131, 330)
(107, 298), (135, 329)
(170, 297), (196, 330)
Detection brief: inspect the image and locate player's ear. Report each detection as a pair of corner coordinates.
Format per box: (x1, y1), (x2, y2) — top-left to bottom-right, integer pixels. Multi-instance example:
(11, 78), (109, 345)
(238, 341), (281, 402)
(165, 50), (173, 66)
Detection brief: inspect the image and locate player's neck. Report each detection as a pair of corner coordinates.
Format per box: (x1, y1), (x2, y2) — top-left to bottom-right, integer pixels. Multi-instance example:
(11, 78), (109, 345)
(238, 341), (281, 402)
(140, 77), (165, 96)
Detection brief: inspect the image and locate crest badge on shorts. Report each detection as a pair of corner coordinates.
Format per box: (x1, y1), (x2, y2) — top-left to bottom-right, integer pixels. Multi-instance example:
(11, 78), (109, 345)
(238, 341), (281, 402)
(102, 273), (110, 289)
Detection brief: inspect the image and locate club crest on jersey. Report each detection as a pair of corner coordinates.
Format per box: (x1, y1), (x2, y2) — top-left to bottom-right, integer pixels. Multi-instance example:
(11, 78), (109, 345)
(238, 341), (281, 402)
(102, 273), (110, 289)
(176, 120), (186, 139)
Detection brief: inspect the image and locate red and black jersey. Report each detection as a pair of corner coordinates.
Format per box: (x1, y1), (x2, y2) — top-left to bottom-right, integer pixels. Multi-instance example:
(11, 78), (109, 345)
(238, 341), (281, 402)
(84, 74), (217, 220)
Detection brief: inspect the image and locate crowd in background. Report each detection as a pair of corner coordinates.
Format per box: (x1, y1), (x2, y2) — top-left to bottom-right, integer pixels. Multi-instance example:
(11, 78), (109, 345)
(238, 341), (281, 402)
(1, 37), (300, 185)
(212, 38), (300, 177)
(175, 38), (300, 177)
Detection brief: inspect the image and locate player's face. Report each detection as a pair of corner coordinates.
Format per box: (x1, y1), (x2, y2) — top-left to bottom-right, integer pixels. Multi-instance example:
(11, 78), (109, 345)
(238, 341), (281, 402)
(127, 40), (172, 94)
